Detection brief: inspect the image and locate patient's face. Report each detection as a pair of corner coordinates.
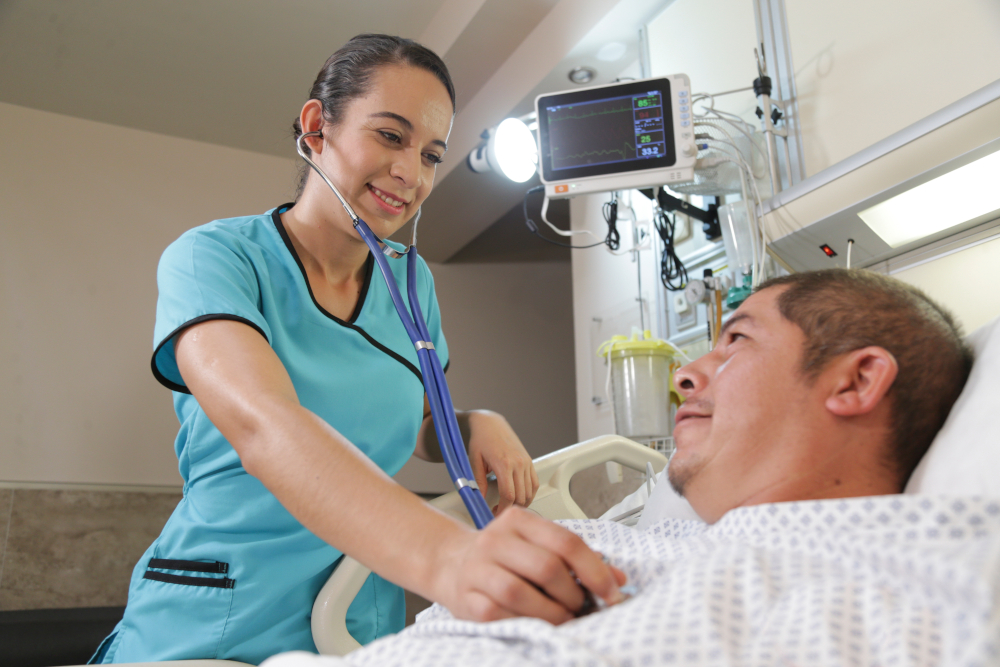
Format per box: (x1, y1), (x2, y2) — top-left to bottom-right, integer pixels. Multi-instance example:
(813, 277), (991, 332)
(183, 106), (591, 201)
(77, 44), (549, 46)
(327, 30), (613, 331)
(669, 286), (817, 522)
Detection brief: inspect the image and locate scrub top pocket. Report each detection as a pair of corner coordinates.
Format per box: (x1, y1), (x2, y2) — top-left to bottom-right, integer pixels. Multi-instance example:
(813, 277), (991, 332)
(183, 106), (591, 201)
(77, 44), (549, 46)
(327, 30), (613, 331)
(108, 559), (236, 662)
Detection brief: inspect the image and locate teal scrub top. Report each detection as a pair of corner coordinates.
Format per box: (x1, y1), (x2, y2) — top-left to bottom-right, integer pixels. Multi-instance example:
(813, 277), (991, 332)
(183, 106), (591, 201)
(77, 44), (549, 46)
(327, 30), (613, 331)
(94, 204), (449, 665)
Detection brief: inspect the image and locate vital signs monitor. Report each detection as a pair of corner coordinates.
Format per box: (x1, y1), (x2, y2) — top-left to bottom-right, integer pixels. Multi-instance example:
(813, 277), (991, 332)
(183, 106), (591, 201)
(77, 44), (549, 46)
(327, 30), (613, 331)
(535, 75), (697, 199)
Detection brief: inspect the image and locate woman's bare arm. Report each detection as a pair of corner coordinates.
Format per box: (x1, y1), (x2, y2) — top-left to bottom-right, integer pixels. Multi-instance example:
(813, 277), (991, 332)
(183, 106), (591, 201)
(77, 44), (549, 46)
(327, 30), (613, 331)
(175, 319), (623, 623)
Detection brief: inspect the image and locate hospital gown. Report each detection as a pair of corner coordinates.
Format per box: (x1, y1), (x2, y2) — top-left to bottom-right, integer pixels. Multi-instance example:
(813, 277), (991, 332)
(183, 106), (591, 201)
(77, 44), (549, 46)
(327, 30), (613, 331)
(263, 494), (1000, 667)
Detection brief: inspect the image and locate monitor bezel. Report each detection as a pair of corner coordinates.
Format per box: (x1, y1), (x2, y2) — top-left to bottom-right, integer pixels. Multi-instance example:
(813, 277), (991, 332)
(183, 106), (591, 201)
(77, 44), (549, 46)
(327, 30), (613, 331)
(536, 77), (677, 183)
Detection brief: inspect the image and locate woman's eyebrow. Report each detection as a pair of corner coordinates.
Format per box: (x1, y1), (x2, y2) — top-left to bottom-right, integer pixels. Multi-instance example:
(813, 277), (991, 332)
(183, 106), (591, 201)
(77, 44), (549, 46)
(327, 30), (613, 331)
(369, 111), (448, 151)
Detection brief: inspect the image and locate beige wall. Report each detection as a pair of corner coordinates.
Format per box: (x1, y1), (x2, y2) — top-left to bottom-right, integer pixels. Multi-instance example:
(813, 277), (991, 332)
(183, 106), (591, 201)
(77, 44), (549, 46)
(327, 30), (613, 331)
(0, 102), (298, 487)
(647, 0), (760, 122)
(892, 236), (1000, 335)
(396, 260), (578, 493)
(0, 102), (577, 492)
(786, 0), (1000, 177)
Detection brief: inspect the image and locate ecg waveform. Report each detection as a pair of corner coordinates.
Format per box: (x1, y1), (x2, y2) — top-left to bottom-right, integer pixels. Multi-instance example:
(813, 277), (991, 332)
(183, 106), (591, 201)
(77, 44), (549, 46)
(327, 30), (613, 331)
(547, 92), (665, 171)
(548, 105), (632, 123)
(558, 141), (637, 163)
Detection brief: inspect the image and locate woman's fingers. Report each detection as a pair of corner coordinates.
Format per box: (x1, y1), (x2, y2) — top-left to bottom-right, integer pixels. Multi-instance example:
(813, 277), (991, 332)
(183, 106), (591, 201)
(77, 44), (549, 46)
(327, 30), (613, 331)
(472, 564), (574, 625)
(469, 447), (489, 500)
(481, 524), (587, 613)
(524, 467), (537, 506)
(493, 457), (529, 514)
(439, 507), (624, 625)
(506, 508), (624, 608)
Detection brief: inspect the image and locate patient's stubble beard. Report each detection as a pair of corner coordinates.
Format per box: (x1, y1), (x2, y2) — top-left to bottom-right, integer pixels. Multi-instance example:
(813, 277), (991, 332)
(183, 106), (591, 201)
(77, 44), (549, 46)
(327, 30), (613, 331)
(667, 456), (698, 497)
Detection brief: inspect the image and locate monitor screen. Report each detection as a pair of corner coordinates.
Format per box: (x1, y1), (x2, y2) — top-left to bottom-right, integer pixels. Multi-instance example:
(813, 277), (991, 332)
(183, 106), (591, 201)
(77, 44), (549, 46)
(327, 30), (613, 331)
(537, 78), (679, 183)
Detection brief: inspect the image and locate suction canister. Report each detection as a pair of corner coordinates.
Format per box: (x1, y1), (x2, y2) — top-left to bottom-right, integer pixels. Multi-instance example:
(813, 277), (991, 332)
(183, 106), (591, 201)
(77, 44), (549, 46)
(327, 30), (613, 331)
(597, 331), (681, 445)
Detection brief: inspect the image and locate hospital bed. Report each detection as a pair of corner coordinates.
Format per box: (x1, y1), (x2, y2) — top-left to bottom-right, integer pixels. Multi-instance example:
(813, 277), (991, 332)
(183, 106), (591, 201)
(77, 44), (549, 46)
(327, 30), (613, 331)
(85, 435), (668, 666)
(82, 313), (1000, 665)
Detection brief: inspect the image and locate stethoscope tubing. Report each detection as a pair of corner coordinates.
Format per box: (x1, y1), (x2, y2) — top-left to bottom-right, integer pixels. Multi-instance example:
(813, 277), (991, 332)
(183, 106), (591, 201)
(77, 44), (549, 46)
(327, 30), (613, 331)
(296, 131), (493, 529)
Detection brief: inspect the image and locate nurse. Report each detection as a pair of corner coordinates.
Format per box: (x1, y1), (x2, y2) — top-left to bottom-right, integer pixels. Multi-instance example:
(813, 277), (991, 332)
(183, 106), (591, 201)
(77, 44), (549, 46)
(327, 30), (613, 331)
(92, 34), (624, 665)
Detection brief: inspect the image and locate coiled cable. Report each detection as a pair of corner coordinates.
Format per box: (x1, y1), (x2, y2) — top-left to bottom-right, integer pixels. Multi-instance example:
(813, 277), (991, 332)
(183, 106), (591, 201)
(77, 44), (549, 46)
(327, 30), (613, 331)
(654, 204), (687, 291)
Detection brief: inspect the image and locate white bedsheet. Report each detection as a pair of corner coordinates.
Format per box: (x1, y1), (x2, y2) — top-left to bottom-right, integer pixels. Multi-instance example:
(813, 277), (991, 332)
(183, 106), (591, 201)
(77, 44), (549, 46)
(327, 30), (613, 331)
(264, 495), (1000, 667)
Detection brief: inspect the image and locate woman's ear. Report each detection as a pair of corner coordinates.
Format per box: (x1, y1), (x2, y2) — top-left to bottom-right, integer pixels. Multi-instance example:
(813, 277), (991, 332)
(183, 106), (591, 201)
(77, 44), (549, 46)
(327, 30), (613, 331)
(300, 99), (325, 153)
(825, 346), (898, 417)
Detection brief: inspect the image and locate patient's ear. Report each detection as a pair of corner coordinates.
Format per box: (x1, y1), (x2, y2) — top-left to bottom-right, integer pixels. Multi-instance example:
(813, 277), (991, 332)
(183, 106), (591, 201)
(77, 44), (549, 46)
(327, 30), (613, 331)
(824, 346), (898, 417)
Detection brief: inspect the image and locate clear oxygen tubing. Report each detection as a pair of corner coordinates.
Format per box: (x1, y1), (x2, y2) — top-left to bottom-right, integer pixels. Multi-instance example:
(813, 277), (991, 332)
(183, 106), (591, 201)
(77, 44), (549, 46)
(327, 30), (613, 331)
(296, 131), (494, 529)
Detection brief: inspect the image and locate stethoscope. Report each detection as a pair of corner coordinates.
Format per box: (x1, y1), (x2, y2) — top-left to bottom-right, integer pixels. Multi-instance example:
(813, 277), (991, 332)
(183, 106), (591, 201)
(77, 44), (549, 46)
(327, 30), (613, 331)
(296, 131), (494, 529)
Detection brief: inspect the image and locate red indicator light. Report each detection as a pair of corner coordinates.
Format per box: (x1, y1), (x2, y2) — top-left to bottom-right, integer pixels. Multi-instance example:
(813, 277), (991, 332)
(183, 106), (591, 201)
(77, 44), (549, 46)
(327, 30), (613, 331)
(819, 244), (837, 258)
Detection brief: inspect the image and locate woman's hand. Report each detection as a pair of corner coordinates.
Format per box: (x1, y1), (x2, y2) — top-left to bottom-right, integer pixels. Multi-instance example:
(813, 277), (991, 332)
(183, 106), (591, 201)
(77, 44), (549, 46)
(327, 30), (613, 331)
(434, 506), (627, 624)
(464, 410), (539, 515)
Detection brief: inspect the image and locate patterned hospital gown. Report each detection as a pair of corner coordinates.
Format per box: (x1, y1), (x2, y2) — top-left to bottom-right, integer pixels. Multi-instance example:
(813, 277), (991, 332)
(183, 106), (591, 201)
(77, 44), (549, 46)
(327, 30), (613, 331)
(263, 495), (1000, 667)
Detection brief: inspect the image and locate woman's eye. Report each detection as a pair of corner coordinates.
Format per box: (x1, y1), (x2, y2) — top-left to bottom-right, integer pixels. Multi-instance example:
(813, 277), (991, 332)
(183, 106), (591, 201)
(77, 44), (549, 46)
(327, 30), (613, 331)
(729, 331), (746, 343)
(379, 131), (402, 144)
(423, 153), (444, 165)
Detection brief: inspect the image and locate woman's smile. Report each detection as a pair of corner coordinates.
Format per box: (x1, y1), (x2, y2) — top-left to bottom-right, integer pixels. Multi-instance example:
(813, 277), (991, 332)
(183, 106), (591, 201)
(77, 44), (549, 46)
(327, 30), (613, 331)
(367, 183), (408, 214)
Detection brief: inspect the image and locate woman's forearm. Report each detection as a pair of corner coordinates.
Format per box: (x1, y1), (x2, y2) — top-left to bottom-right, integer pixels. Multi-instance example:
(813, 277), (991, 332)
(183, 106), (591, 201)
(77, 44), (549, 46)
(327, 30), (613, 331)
(240, 398), (472, 602)
(175, 319), (470, 602)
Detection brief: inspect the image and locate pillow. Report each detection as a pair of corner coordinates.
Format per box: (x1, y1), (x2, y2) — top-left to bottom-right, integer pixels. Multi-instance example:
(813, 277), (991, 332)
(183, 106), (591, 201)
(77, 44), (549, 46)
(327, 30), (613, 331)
(635, 467), (702, 527)
(905, 315), (1000, 495)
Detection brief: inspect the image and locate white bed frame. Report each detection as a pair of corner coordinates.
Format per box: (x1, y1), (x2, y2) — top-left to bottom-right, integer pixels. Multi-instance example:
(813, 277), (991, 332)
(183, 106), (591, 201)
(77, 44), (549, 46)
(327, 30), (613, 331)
(84, 435), (667, 666)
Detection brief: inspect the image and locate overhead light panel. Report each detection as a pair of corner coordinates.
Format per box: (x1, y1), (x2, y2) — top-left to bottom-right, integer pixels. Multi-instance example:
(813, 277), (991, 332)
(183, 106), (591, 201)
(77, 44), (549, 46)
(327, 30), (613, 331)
(858, 149), (1000, 248)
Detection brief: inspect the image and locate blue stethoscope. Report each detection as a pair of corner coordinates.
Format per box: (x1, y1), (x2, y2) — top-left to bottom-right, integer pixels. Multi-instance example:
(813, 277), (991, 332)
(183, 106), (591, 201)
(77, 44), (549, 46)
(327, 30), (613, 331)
(297, 131), (494, 529)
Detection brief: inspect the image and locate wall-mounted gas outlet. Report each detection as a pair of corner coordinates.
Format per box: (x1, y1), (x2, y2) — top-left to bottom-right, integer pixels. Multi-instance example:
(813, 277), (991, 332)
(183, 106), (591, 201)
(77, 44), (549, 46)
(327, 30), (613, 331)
(673, 292), (697, 330)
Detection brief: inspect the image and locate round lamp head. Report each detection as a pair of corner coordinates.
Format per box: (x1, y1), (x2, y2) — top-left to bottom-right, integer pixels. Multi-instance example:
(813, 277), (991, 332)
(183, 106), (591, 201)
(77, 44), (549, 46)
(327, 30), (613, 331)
(489, 118), (538, 183)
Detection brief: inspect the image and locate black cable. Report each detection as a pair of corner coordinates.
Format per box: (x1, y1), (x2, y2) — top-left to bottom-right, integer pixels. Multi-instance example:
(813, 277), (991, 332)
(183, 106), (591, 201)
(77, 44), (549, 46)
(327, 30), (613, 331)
(602, 195), (620, 251)
(521, 186), (605, 249)
(653, 204), (688, 291)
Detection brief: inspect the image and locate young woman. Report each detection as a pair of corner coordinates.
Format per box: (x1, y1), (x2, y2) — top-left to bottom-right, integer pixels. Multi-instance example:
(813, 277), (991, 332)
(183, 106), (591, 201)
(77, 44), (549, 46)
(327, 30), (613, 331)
(93, 34), (624, 665)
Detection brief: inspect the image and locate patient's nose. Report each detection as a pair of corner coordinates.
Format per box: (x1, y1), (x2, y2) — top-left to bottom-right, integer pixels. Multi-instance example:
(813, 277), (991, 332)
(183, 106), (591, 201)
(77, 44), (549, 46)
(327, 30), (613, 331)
(673, 361), (709, 397)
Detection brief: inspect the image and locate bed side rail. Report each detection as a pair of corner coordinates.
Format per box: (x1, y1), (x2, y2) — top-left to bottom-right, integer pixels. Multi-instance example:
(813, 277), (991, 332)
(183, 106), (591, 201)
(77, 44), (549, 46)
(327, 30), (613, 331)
(311, 435), (667, 656)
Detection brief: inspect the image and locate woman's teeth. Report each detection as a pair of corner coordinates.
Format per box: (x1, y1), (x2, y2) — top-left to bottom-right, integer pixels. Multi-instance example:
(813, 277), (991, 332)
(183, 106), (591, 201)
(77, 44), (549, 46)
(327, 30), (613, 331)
(370, 186), (404, 208)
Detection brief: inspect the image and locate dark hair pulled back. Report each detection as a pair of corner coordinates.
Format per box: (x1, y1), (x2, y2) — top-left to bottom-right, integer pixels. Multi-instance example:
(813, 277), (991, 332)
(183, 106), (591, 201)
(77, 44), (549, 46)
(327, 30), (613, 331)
(293, 34), (455, 196)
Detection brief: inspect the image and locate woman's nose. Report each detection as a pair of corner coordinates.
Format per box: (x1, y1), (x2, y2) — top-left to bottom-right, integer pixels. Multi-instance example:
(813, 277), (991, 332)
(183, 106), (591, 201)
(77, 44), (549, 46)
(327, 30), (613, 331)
(390, 150), (422, 189)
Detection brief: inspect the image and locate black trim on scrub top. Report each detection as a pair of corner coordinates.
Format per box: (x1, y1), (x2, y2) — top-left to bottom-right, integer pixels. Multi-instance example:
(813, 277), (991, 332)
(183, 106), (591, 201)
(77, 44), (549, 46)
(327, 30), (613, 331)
(271, 203), (425, 383)
(143, 571), (236, 589)
(148, 558), (229, 574)
(151, 314), (270, 394)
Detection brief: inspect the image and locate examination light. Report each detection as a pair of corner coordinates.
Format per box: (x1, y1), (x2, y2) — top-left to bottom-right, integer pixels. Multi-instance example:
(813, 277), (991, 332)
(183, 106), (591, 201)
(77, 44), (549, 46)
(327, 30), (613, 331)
(858, 149), (1000, 248)
(467, 117), (538, 183)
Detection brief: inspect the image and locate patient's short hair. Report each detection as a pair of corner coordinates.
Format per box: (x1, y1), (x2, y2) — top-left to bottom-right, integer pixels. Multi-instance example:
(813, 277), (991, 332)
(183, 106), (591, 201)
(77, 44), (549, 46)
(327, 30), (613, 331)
(757, 269), (973, 485)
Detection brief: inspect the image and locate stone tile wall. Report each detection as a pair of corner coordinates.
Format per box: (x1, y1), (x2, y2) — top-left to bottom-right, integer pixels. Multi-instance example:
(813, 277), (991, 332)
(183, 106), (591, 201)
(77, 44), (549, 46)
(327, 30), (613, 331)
(0, 471), (642, 615)
(0, 488), (181, 611)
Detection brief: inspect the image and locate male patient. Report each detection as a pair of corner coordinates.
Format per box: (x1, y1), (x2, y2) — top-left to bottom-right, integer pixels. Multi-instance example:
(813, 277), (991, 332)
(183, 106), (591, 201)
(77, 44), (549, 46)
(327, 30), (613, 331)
(267, 269), (997, 667)
(668, 267), (972, 523)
